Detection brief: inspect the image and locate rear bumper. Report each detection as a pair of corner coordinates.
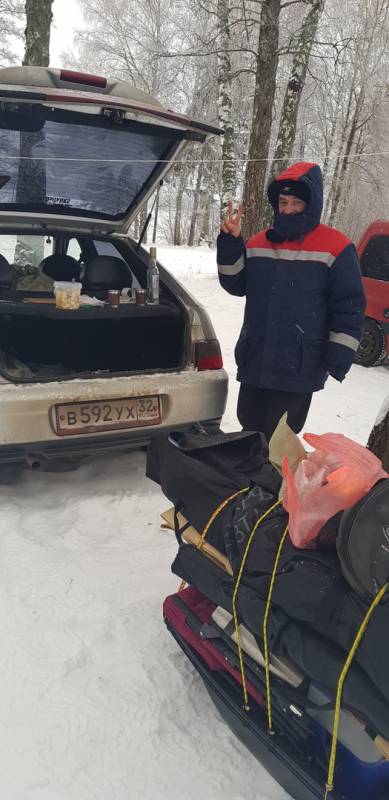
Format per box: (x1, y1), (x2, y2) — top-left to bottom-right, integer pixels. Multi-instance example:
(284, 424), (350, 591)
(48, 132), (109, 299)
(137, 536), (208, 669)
(0, 368), (228, 467)
(0, 420), (223, 470)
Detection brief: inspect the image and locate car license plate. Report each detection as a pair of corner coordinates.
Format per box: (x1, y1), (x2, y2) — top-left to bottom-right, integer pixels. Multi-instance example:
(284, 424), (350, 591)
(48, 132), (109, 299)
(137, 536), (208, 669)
(54, 395), (161, 436)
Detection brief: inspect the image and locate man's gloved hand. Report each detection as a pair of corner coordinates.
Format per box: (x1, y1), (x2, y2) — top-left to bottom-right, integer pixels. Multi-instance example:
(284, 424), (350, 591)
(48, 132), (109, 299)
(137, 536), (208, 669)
(327, 369), (345, 382)
(220, 200), (244, 238)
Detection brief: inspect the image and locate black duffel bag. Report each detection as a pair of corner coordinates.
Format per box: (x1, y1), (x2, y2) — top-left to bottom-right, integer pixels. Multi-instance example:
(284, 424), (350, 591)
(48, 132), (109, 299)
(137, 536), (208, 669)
(146, 427), (281, 535)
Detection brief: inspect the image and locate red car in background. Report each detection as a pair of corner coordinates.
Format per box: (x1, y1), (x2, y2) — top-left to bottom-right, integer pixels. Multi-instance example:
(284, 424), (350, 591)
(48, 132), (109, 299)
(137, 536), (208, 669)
(354, 221), (389, 367)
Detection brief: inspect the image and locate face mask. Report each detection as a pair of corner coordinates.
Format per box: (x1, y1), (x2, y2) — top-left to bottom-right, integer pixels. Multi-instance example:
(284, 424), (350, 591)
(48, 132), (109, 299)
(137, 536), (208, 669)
(272, 210), (309, 240)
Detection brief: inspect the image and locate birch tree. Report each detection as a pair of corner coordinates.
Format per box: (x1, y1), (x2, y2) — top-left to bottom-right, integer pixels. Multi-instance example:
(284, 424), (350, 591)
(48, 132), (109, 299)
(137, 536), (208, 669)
(269, 0), (325, 178)
(242, 0), (282, 238)
(16, 0), (54, 270)
(23, 0), (53, 66)
(217, 0), (235, 217)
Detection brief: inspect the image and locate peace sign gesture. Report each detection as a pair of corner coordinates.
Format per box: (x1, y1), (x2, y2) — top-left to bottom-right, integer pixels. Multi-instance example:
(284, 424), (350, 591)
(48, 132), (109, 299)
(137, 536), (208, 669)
(220, 200), (244, 238)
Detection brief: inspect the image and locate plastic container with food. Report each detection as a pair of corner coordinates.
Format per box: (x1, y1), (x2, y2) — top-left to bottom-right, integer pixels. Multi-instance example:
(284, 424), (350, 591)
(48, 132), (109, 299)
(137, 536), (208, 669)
(53, 281), (82, 310)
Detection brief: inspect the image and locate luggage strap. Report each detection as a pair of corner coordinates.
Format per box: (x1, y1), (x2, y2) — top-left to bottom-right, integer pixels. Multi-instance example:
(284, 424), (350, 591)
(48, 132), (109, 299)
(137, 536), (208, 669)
(173, 505), (191, 544)
(178, 486), (249, 593)
(231, 498), (285, 716)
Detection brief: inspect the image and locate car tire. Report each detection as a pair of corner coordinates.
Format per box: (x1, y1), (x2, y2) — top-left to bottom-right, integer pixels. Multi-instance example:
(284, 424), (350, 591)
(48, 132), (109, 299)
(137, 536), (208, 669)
(354, 318), (387, 367)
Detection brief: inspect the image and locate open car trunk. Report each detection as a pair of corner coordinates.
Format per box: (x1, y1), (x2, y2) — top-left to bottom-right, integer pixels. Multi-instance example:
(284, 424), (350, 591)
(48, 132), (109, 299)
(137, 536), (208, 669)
(0, 300), (187, 382)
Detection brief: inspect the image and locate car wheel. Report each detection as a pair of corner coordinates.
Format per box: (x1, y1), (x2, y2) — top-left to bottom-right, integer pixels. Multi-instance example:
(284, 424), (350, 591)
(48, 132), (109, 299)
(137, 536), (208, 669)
(354, 319), (387, 367)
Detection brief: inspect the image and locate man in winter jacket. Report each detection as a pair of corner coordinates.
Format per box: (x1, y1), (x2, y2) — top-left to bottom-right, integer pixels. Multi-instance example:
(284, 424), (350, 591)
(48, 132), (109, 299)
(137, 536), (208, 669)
(217, 162), (366, 441)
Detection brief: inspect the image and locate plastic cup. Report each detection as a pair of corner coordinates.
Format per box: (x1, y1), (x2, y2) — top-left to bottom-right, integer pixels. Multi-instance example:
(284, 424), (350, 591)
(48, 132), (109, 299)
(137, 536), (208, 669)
(54, 281), (82, 310)
(107, 290), (120, 308)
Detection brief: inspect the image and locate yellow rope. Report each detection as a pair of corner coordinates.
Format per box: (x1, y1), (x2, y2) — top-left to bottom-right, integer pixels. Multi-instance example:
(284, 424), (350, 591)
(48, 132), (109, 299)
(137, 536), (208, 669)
(232, 499), (283, 711)
(324, 582), (388, 798)
(197, 488), (250, 550)
(178, 487), (250, 592)
(262, 524), (289, 734)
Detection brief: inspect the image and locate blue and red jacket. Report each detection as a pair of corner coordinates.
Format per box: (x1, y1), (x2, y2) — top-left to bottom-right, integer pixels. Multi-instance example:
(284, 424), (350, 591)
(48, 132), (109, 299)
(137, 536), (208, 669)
(217, 162), (366, 393)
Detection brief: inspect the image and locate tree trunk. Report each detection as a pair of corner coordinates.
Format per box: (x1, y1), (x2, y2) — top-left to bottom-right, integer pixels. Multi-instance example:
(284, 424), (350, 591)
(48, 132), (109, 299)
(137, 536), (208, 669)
(268, 1), (324, 177)
(139, 203), (148, 245)
(173, 185), (183, 246)
(134, 214), (140, 240)
(173, 153), (192, 245)
(262, 0), (324, 228)
(321, 79), (345, 185)
(23, 0), (53, 66)
(323, 81), (355, 222)
(367, 408), (389, 473)
(217, 0), (236, 219)
(16, 0), (54, 268)
(242, 0), (281, 239)
(152, 187), (160, 243)
(187, 160), (204, 246)
(198, 191), (211, 246)
(328, 90), (364, 226)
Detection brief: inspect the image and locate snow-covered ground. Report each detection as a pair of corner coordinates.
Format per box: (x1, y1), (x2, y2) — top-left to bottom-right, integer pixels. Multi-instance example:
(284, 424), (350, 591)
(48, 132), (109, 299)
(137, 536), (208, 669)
(0, 245), (388, 800)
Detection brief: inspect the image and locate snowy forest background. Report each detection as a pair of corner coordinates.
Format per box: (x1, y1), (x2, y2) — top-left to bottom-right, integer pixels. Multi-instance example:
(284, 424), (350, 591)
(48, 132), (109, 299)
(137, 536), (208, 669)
(1, 0), (389, 245)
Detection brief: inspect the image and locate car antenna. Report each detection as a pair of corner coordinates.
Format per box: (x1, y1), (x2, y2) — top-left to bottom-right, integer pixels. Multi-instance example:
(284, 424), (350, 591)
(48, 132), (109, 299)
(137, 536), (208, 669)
(136, 181), (162, 251)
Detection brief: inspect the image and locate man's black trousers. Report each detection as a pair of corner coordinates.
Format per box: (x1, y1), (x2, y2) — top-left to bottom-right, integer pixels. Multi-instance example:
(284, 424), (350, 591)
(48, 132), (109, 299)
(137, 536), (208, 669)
(237, 383), (312, 442)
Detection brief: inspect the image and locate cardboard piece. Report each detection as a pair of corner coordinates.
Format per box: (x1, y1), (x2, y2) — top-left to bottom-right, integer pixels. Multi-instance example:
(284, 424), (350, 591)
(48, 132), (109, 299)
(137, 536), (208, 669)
(23, 297), (56, 304)
(161, 507), (233, 576)
(268, 412), (307, 476)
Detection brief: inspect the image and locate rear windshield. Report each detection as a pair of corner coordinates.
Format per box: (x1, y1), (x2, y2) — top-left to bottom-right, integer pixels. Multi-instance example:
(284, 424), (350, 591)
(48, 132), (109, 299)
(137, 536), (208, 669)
(0, 117), (178, 220)
(360, 234), (389, 282)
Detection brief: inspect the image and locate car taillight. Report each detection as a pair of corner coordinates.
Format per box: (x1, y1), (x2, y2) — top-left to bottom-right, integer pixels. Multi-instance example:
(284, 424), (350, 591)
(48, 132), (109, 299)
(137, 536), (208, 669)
(59, 70), (107, 88)
(195, 340), (223, 370)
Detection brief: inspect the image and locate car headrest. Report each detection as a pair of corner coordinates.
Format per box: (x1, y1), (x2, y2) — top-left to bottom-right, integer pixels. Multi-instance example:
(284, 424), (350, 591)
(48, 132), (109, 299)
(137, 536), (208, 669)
(0, 254), (13, 287)
(40, 254), (81, 281)
(84, 255), (132, 290)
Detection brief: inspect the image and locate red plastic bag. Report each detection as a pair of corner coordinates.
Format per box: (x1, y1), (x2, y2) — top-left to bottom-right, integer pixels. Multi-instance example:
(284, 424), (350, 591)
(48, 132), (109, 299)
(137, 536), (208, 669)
(282, 432), (388, 548)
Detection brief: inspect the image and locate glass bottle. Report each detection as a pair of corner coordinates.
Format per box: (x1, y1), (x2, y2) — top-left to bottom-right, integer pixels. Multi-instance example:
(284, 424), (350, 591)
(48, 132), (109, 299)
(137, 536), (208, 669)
(147, 244), (159, 304)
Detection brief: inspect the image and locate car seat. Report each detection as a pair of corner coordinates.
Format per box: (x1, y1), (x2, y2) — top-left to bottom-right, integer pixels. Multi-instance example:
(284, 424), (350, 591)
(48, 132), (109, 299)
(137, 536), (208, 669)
(40, 254), (81, 281)
(0, 254), (14, 288)
(83, 255), (132, 298)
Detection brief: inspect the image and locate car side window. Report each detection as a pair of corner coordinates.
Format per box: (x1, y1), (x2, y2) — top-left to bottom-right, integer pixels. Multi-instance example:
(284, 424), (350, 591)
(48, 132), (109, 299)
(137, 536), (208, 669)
(66, 238), (82, 261)
(360, 235), (389, 282)
(94, 241), (124, 260)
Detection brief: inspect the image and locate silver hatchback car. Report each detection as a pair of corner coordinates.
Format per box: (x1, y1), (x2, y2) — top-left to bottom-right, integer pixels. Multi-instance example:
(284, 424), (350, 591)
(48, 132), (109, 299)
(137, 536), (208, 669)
(0, 66), (228, 477)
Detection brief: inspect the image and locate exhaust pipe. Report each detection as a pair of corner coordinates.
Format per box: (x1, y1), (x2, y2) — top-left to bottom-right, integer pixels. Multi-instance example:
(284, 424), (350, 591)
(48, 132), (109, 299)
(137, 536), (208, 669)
(25, 455), (41, 470)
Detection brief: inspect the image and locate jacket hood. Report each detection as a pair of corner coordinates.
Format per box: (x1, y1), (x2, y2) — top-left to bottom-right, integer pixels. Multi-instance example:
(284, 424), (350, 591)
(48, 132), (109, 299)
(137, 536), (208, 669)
(267, 162), (323, 241)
